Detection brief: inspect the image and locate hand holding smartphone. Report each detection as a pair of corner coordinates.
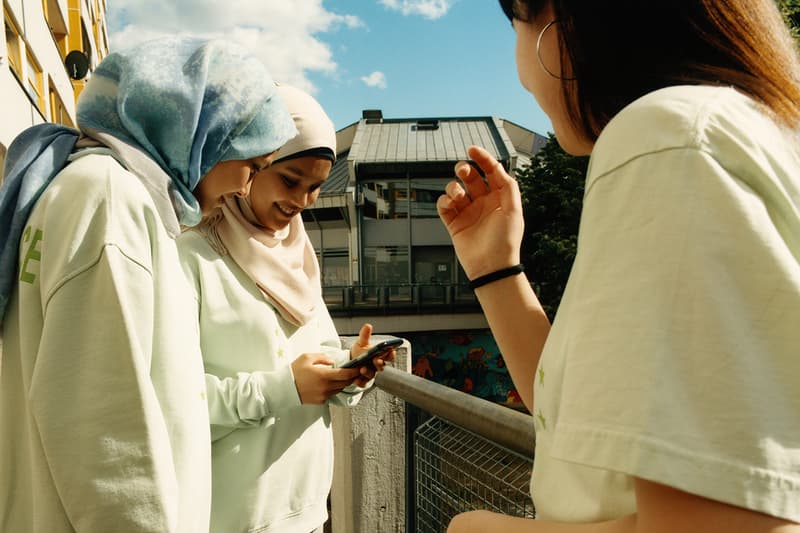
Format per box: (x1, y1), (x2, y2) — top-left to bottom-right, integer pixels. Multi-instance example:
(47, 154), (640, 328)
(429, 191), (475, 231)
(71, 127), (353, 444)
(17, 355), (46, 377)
(340, 337), (402, 369)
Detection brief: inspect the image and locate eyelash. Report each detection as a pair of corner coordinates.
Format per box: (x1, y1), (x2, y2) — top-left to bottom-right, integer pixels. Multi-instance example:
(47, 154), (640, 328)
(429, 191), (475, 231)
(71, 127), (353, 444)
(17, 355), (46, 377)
(282, 175), (321, 193)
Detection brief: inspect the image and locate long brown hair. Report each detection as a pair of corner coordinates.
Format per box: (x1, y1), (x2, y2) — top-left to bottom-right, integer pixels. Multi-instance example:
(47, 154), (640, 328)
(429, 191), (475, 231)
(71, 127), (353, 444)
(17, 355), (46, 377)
(504, 0), (800, 141)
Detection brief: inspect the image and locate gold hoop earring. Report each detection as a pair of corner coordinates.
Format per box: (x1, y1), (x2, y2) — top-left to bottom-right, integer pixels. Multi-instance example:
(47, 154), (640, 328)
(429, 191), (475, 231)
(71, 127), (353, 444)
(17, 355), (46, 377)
(536, 20), (574, 81)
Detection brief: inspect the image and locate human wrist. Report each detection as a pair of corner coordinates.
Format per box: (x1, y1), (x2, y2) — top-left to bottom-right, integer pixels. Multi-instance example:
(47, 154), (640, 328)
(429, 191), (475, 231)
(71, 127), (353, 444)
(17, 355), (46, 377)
(468, 264), (525, 290)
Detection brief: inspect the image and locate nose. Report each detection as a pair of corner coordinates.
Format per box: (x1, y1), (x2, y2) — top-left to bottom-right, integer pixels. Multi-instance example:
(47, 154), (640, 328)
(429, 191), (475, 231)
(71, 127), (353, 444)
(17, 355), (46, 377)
(290, 189), (311, 208)
(234, 180), (253, 199)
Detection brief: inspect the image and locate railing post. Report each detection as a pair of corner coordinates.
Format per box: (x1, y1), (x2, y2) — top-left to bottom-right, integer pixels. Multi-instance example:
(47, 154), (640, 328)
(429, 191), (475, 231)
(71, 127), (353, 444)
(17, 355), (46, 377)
(377, 285), (389, 306)
(330, 338), (411, 533)
(342, 286), (354, 307)
(444, 284), (454, 306)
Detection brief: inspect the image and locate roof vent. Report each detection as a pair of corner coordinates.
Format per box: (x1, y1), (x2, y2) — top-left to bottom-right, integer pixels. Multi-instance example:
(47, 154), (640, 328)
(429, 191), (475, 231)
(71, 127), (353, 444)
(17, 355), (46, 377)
(362, 109), (383, 123)
(412, 119), (439, 131)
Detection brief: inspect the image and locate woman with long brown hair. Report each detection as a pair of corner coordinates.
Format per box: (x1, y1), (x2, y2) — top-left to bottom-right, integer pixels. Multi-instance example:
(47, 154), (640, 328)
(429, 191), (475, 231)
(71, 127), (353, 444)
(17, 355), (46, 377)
(442, 1), (800, 531)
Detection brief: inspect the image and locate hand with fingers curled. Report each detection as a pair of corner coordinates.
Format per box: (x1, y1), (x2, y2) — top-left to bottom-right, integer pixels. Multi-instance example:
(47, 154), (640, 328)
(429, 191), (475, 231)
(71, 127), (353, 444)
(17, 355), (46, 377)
(436, 145), (525, 280)
(291, 353), (362, 405)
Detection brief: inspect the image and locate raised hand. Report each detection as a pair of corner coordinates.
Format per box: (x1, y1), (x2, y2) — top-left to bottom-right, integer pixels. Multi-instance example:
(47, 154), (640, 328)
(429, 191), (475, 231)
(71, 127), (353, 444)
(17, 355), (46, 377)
(349, 323), (396, 385)
(436, 145), (524, 280)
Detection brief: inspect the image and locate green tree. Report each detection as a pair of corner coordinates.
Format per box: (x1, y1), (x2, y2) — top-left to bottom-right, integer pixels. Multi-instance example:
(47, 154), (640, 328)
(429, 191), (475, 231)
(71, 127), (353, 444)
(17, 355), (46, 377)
(515, 134), (588, 318)
(778, 0), (800, 41)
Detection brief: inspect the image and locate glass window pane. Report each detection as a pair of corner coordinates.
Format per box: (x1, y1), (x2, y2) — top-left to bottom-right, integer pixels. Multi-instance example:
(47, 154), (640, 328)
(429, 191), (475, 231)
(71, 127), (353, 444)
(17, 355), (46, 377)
(363, 246), (409, 287)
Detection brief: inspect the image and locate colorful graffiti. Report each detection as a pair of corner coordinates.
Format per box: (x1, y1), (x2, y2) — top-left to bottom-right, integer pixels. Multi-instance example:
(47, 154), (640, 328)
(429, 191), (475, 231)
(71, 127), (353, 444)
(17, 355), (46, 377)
(405, 329), (525, 411)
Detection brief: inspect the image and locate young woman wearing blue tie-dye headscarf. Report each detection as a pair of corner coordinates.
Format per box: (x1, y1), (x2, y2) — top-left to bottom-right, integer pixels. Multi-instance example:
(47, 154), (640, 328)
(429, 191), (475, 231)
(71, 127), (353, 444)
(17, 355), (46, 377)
(0, 37), (296, 532)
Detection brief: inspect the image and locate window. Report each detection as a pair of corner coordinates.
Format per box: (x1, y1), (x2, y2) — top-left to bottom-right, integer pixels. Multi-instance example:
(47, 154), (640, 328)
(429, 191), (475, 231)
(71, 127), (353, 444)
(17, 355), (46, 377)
(320, 249), (350, 287)
(4, 11), (22, 79)
(360, 177), (449, 220)
(42, 0), (68, 54)
(413, 246), (455, 284)
(363, 246), (409, 287)
(25, 50), (45, 112)
(49, 79), (74, 126)
(408, 179), (448, 218)
(5, 8), (46, 114)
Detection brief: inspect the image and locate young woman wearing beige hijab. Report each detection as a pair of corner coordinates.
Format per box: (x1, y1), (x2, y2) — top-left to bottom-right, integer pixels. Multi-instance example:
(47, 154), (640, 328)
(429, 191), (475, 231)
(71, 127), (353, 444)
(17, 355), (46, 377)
(177, 83), (393, 533)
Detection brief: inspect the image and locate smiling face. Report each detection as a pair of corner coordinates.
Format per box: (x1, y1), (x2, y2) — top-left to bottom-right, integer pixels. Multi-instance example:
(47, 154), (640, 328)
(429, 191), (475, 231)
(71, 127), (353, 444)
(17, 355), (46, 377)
(194, 152), (277, 215)
(249, 155), (332, 232)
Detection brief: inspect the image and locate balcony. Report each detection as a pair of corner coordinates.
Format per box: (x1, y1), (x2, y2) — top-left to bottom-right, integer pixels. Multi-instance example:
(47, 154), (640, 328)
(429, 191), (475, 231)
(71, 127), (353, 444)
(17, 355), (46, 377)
(330, 338), (536, 532)
(323, 283), (483, 317)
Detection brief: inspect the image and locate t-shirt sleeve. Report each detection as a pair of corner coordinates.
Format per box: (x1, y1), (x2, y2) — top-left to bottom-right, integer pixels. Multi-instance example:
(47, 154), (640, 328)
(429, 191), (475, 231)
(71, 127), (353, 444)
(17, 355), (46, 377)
(549, 146), (800, 518)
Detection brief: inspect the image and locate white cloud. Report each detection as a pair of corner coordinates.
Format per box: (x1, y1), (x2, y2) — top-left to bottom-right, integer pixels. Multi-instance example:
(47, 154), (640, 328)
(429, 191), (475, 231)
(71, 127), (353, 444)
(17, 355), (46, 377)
(360, 71), (388, 89)
(379, 0), (452, 19)
(106, 0), (363, 94)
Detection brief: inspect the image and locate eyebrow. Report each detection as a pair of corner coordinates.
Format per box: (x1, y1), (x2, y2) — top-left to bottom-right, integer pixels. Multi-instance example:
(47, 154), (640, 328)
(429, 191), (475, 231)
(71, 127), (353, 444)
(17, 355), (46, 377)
(285, 165), (305, 177)
(283, 165), (327, 187)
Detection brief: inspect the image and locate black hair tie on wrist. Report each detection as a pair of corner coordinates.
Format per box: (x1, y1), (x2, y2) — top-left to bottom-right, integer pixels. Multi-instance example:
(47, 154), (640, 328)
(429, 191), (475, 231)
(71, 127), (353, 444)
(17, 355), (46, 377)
(468, 264), (525, 290)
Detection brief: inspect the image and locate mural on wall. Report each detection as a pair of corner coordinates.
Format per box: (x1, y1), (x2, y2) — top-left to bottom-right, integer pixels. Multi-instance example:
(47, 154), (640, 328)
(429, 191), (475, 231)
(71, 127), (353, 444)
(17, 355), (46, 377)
(404, 329), (525, 412)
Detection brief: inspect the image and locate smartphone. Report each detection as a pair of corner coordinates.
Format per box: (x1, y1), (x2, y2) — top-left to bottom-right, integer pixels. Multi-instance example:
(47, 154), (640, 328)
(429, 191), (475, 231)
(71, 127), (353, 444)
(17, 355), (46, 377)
(340, 337), (403, 369)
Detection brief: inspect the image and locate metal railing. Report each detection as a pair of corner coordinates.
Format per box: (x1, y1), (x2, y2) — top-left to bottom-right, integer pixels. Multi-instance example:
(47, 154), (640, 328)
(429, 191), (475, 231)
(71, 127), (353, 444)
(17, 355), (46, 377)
(323, 283), (482, 316)
(415, 418), (535, 532)
(322, 281), (559, 317)
(376, 367), (535, 457)
(375, 367), (536, 532)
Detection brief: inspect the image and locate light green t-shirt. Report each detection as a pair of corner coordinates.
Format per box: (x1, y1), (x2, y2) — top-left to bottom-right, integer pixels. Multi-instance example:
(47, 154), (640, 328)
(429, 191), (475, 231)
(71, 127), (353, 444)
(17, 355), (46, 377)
(532, 85), (800, 522)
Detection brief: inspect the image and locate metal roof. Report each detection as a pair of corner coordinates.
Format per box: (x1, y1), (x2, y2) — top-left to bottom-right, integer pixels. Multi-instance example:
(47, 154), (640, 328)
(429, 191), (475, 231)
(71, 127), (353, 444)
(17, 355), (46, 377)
(322, 149), (351, 195)
(317, 116), (526, 198)
(348, 117), (514, 165)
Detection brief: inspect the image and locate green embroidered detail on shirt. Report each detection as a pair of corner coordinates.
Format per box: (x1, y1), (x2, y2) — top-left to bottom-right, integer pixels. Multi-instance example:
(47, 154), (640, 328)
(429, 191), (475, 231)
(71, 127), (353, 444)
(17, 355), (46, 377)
(536, 409), (547, 431)
(277, 347), (284, 358)
(200, 391), (206, 401)
(538, 366), (545, 386)
(19, 226), (44, 284)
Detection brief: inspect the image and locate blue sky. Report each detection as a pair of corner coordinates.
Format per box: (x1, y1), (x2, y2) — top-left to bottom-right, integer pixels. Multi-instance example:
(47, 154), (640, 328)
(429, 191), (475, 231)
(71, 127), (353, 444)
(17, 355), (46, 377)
(105, 0), (553, 136)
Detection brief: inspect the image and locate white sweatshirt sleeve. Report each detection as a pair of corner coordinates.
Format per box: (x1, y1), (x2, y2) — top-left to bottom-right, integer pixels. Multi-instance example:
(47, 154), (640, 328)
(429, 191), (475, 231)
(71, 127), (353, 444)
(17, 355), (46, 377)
(29, 245), (180, 532)
(204, 365), (302, 430)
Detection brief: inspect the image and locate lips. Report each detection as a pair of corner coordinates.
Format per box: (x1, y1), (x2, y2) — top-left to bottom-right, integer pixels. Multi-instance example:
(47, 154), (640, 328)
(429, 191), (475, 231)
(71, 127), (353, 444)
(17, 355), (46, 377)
(276, 203), (297, 217)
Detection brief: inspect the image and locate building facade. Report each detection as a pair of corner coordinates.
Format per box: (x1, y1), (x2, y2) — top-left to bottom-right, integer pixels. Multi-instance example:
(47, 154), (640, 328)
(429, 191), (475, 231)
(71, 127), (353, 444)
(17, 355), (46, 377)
(305, 110), (546, 408)
(1, 0), (108, 176)
(304, 110), (546, 330)
(0, 7), (547, 405)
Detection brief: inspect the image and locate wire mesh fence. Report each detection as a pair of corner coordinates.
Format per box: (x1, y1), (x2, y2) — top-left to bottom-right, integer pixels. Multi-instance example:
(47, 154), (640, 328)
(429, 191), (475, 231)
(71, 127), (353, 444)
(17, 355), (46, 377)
(414, 416), (535, 532)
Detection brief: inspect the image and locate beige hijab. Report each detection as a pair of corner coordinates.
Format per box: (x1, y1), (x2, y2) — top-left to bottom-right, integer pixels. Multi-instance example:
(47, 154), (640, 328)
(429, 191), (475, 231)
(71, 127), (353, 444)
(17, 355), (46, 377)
(196, 83), (336, 325)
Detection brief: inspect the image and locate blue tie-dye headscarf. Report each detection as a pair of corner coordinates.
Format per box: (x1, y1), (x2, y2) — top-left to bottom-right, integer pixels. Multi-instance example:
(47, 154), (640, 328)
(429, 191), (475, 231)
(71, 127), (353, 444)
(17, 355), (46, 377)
(0, 36), (297, 320)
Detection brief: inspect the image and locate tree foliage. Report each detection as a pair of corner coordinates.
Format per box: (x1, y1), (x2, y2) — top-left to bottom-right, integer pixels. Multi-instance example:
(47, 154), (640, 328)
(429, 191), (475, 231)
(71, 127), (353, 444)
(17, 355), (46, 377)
(778, 0), (800, 41)
(515, 134), (588, 318)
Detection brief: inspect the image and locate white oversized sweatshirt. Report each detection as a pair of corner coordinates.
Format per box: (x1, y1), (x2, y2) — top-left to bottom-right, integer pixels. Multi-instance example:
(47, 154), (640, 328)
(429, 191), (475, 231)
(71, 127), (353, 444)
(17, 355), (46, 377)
(0, 153), (211, 532)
